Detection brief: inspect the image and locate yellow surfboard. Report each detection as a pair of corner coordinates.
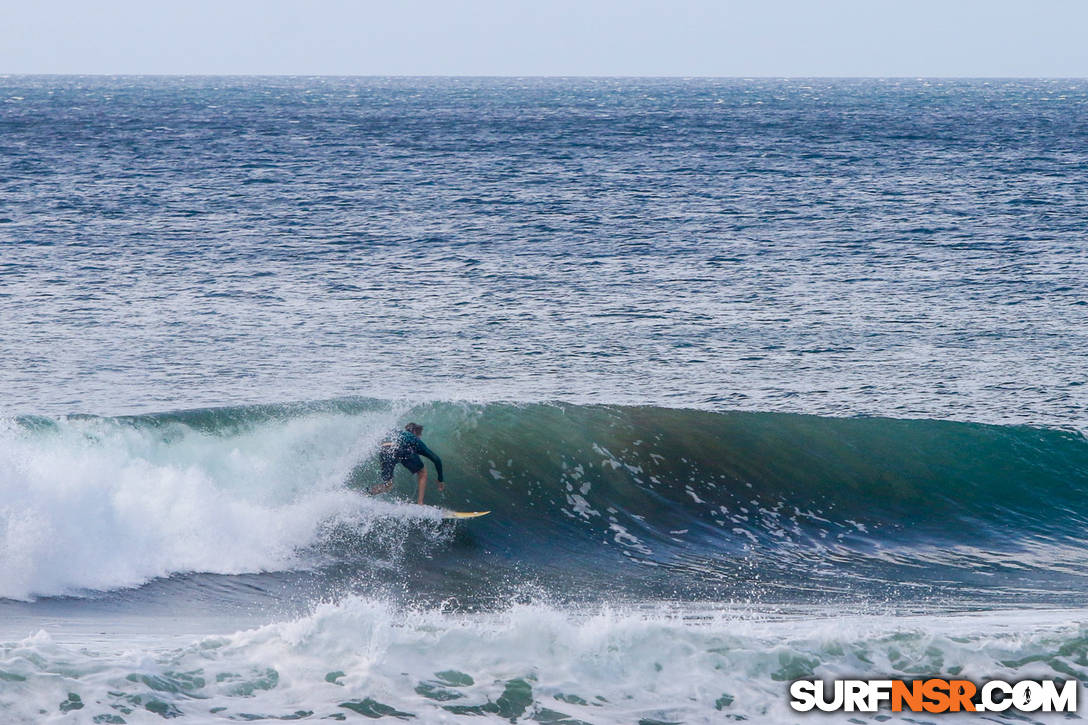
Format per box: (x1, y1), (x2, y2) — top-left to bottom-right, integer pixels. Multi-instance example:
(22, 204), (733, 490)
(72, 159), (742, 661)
(442, 510), (491, 519)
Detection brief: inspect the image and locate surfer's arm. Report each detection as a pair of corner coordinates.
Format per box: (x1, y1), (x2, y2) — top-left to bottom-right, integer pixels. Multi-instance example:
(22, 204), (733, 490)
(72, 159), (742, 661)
(417, 443), (444, 483)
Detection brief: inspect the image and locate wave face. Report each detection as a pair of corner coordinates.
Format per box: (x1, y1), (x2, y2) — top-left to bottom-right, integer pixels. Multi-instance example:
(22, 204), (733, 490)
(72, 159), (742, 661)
(3, 400), (1088, 605)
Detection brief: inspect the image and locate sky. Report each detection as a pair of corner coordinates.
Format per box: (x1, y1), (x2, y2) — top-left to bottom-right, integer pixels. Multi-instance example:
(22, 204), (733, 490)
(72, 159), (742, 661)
(5, 0), (1088, 77)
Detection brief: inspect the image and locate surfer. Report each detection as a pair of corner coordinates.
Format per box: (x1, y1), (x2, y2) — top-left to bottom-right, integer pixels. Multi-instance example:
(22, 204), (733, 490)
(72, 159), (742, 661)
(368, 422), (445, 504)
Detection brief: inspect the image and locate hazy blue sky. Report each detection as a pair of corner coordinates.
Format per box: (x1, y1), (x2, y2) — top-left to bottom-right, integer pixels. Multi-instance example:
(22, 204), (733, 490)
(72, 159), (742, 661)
(6, 0), (1088, 76)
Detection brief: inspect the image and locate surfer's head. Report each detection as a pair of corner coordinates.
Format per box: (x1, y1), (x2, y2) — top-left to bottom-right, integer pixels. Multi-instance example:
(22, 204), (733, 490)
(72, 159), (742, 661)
(405, 422), (423, 436)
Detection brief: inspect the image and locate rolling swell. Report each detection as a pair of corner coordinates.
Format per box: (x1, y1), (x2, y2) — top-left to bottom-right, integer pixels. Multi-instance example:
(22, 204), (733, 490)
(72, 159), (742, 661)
(3, 400), (1087, 606)
(407, 402), (1088, 605)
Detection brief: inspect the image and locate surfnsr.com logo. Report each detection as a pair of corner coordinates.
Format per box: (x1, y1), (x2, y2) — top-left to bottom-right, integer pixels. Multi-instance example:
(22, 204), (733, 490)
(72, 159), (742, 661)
(789, 679), (1079, 713)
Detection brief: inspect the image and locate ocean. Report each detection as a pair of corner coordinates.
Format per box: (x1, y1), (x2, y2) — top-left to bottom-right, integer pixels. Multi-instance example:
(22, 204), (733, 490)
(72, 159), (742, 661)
(1, 76), (1087, 723)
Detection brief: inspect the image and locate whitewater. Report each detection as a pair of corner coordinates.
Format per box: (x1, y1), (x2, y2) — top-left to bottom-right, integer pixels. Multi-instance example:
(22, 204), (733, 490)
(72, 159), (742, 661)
(3, 77), (1088, 722)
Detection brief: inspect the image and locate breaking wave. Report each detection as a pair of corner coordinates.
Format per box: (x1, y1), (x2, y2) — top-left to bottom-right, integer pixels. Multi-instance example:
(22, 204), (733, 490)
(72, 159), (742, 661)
(2, 400), (1087, 604)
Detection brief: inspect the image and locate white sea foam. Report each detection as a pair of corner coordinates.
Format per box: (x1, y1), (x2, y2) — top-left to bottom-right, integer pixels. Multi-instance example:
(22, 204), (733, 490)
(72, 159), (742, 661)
(1, 600), (1086, 724)
(0, 409), (411, 600)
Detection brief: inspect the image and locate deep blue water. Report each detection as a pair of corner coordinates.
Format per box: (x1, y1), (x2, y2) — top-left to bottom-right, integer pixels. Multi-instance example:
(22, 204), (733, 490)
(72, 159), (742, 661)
(2, 77), (1086, 422)
(2, 78), (1088, 723)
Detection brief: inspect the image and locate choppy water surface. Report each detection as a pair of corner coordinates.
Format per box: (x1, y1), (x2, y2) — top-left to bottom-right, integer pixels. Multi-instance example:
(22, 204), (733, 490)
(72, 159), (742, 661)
(2, 77), (1087, 422)
(2, 78), (1088, 722)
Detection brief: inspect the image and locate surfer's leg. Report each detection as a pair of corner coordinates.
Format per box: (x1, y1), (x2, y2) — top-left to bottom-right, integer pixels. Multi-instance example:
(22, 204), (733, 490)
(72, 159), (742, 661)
(370, 449), (397, 495)
(415, 468), (427, 505)
(399, 453), (427, 504)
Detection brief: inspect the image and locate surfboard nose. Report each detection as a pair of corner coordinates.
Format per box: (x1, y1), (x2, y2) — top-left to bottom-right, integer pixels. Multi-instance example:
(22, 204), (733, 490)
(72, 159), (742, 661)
(442, 511), (491, 519)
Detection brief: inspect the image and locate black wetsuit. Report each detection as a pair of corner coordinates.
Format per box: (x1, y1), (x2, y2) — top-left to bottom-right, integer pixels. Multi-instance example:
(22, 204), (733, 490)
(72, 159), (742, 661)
(379, 430), (444, 483)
